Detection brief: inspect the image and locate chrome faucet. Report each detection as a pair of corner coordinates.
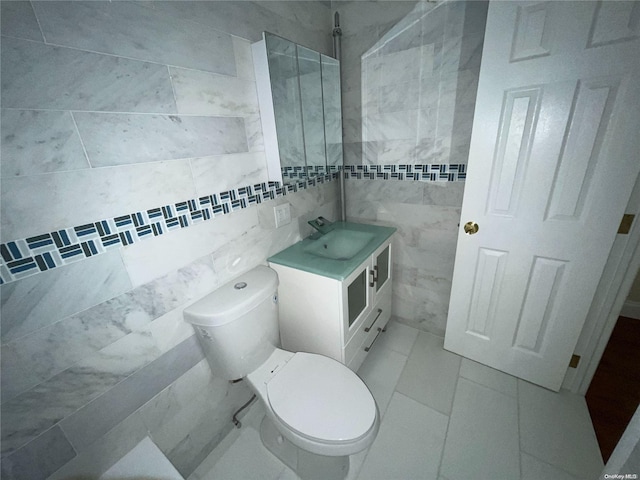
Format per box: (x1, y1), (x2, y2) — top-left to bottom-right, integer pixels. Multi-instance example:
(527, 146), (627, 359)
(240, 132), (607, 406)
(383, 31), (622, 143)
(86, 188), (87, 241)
(308, 216), (333, 234)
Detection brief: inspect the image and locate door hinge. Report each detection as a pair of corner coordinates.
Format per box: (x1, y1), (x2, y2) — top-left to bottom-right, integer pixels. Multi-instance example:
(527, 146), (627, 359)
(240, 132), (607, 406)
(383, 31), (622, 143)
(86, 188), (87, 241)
(569, 354), (581, 368)
(618, 214), (635, 234)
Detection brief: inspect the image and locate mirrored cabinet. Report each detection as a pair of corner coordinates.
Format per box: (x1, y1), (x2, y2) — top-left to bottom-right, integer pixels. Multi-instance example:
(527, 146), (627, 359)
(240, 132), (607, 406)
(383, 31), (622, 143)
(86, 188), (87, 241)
(252, 32), (343, 184)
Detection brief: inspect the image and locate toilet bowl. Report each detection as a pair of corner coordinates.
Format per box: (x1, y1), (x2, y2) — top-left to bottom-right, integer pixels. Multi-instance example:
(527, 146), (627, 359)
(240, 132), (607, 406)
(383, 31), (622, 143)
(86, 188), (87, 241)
(246, 348), (379, 457)
(183, 265), (379, 479)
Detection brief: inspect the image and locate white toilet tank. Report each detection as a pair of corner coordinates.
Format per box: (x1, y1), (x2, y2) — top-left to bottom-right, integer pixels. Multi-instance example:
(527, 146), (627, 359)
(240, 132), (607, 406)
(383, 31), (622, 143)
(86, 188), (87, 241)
(184, 265), (280, 380)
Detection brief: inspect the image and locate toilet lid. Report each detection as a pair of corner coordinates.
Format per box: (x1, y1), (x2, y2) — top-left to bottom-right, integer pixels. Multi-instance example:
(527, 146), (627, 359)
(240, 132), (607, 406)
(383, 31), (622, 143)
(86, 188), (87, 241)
(266, 352), (376, 443)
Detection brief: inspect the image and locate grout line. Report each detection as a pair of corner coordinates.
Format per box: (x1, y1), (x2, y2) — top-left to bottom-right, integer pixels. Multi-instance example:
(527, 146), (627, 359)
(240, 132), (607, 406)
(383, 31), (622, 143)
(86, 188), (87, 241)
(436, 355), (462, 480)
(520, 449), (584, 480)
(0, 34), (242, 80)
(516, 378), (524, 480)
(0, 107), (246, 119)
(167, 65), (180, 113)
(28, 0), (47, 44)
(69, 111), (93, 169)
(30, 37), (238, 78)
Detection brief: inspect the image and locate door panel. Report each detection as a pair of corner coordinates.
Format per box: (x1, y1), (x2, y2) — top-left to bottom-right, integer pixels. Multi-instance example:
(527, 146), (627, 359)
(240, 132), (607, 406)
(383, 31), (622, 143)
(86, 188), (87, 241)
(445, 1), (640, 391)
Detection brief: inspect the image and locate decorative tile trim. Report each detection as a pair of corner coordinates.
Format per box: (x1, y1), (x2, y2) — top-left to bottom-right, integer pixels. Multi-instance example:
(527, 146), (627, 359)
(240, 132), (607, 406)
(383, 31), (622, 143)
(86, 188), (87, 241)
(343, 163), (466, 181)
(281, 165), (341, 180)
(0, 163), (465, 285)
(0, 174), (338, 285)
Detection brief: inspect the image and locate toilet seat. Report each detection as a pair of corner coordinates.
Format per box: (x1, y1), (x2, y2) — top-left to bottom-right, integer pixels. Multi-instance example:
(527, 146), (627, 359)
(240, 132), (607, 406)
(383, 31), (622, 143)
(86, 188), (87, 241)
(266, 352), (377, 444)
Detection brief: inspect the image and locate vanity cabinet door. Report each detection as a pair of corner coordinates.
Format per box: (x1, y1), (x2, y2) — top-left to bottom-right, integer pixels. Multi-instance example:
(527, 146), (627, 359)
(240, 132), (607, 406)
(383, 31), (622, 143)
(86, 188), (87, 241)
(374, 244), (390, 293)
(346, 265), (369, 327)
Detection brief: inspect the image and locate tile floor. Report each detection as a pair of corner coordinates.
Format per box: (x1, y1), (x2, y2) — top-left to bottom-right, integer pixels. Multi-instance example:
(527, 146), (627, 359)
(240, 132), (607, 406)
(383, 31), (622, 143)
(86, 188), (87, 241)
(188, 321), (604, 480)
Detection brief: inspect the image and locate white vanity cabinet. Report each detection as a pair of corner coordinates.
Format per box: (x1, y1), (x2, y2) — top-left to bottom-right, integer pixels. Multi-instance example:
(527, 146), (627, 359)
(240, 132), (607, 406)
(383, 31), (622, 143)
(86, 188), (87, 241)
(269, 238), (393, 372)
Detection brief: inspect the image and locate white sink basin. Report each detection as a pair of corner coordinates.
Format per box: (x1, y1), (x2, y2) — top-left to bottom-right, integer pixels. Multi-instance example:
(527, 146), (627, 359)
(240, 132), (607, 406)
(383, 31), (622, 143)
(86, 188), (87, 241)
(303, 229), (376, 261)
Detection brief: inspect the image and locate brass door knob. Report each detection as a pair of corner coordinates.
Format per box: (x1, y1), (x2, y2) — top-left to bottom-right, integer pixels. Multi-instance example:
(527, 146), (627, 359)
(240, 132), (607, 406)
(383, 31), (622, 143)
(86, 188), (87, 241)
(464, 221), (479, 235)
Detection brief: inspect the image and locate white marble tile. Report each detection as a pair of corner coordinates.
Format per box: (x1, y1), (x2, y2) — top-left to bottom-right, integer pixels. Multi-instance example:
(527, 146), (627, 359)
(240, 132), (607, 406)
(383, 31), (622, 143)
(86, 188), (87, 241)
(190, 152), (268, 198)
(0, 351), (36, 408)
(521, 452), (583, 480)
(1, 257), (216, 406)
(32, 1), (236, 75)
(186, 403), (267, 480)
(357, 392), (448, 480)
(153, 379), (252, 470)
(396, 331), (461, 415)
(357, 341), (408, 417)
(59, 336), (203, 452)
(380, 47), (423, 86)
(78, 329), (163, 384)
(0, 1), (44, 42)
(392, 286), (451, 336)
(423, 182), (466, 207)
(518, 379), (604, 479)
(391, 300), (448, 337)
(414, 229), (460, 263)
(48, 412), (149, 480)
(232, 36), (256, 81)
(147, 308), (194, 354)
(0, 425), (76, 480)
(378, 81), (420, 114)
(363, 110), (419, 142)
(172, 360), (215, 410)
(1, 109), (89, 178)
(211, 221), (301, 286)
(351, 178), (425, 208)
(378, 203), (461, 233)
(1, 36), (176, 112)
(163, 394), (244, 476)
(1, 159), (195, 242)
(261, 1), (331, 38)
(74, 113), (248, 168)
(379, 8), (425, 56)
(275, 467), (299, 480)
(149, 1), (279, 44)
(337, 1), (418, 36)
(275, 16), (333, 57)
(121, 207), (259, 287)
(171, 67), (259, 117)
(244, 114), (265, 153)
(1, 249), (131, 344)
(374, 320), (419, 356)
(376, 139), (417, 164)
(138, 383), (183, 434)
(440, 378), (520, 480)
(187, 421), (242, 480)
(201, 427), (285, 480)
(459, 358), (518, 397)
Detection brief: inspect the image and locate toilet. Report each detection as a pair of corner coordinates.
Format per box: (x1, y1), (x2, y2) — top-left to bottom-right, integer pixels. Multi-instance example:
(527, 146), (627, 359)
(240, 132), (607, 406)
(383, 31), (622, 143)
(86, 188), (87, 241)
(183, 265), (379, 480)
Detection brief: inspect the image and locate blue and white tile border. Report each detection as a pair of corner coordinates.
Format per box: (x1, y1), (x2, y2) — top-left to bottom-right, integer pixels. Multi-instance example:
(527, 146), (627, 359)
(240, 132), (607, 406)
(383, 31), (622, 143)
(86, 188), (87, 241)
(342, 163), (466, 181)
(0, 164), (465, 285)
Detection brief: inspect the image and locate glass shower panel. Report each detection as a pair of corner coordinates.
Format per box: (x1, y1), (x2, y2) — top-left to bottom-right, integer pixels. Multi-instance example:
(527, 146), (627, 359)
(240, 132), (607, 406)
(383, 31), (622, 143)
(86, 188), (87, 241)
(321, 54), (343, 169)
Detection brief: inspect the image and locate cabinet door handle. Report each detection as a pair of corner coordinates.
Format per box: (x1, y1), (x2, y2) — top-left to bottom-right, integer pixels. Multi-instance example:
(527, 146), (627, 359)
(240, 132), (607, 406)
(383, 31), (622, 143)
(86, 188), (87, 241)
(364, 308), (383, 332)
(373, 265), (379, 283)
(364, 327), (383, 352)
(369, 269), (375, 287)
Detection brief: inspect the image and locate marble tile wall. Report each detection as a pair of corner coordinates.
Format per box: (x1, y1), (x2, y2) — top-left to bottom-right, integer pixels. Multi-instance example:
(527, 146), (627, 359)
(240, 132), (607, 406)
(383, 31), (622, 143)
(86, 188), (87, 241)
(335, 0), (487, 334)
(0, 2), (334, 479)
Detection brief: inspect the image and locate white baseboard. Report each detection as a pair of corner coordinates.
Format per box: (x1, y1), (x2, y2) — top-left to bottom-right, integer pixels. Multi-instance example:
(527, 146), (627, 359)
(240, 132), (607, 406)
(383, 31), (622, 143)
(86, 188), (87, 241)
(620, 300), (640, 320)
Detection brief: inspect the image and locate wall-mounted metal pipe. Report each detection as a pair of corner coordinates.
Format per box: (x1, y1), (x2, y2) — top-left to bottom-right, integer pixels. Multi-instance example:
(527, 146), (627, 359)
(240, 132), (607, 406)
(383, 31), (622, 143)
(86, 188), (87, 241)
(333, 12), (347, 222)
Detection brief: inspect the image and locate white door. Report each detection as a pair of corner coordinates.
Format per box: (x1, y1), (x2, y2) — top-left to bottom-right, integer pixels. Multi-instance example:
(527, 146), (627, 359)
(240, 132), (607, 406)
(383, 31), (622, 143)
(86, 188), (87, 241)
(444, 0), (640, 391)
